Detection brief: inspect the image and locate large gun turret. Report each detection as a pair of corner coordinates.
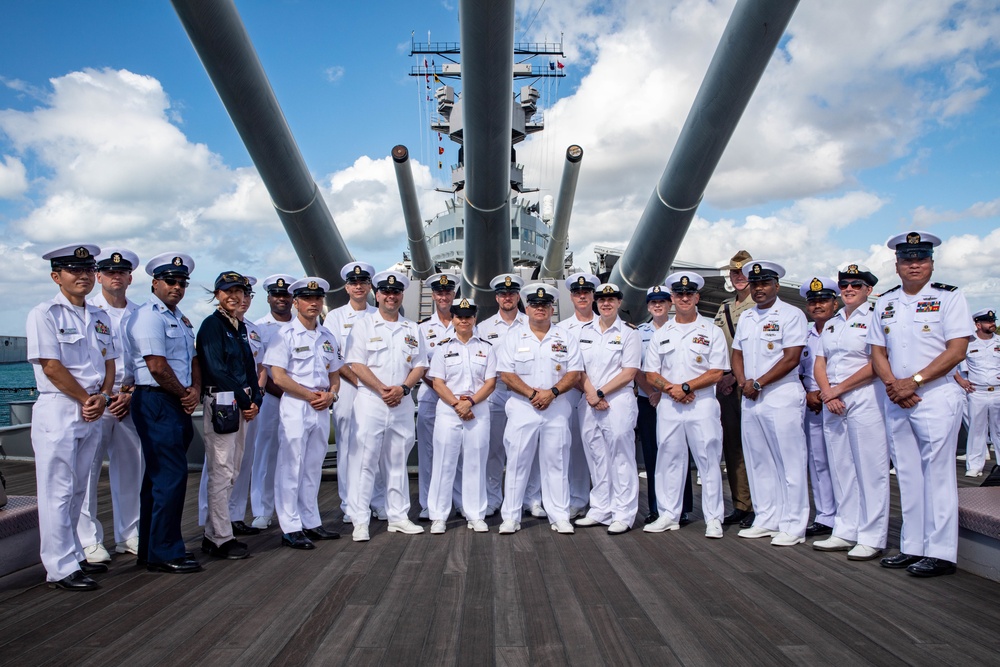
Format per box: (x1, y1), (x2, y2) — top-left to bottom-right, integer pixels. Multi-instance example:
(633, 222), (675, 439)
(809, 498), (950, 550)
(391, 145), (434, 280)
(539, 145), (584, 279)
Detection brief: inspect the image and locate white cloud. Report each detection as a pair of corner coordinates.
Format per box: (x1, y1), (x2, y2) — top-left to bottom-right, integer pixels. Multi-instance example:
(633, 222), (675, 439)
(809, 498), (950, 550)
(0, 155), (28, 198)
(324, 66), (345, 83)
(912, 197), (1000, 226)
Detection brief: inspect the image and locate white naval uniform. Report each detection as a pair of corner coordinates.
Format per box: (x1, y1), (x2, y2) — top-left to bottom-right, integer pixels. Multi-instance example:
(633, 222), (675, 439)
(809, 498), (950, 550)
(426, 335), (497, 521)
(262, 319), (342, 534)
(497, 324), (584, 523)
(577, 317), (641, 526)
(249, 312), (291, 521)
(733, 297), (809, 536)
(417, 311), (454, 513)
(868, 283), (973, 562)
(345, 312), (428, 526)
(800, 325), (836, 527)
(818, 303), (890, 548)
(557, 314), (598, 510)
(27, 292), (118, 582)
(961, 334), (1000, 474)
(77, 293), (141, 551)
(643, 316), (729, 525)
(325, 302), (386, 518)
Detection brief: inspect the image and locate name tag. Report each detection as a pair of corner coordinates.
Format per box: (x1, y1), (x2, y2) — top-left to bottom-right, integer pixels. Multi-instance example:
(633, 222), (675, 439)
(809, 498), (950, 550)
(517, 347), (530, 353)
(294, 346), (310, 353)
(59, 328), (79, 335)
(369, 337), (382, 342)
(444, 352), (459, 358)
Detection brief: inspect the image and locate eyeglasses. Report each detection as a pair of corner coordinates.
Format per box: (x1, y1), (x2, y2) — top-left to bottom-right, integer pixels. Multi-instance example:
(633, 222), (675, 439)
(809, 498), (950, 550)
(837, 281), (866, 289)
(61, 266), (97, 275)
(161, 278), (189, 288)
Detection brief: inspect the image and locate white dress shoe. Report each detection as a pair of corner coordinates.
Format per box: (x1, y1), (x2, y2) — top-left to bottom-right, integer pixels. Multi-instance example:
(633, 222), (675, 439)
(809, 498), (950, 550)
(607, 521), (631, 535)
(84, 543), (111, 564)
(352, 524), (370, 542)
(643, 516), (680, 533)
(965, 469), (983, 478)
(529, 502), (547, 518)
(847, 544), (883, 561)
(468, 520), (489, 532)
(418, 507), (430, 520)
(574, 516), (601, 527)
(812, 535), (855, 551)
(738, 526), (778, 539)
(251, 515), (272, 529)
(705, 519), (723, 539)
(498, 520), (520, 534)
(551, 520), (575, 534)
(388, 519), (425, 535)
(115, 536), (139, 555)
(568, 506), (586, 520)
(770, 532), (805, 547)
(430, 520), (447, 535)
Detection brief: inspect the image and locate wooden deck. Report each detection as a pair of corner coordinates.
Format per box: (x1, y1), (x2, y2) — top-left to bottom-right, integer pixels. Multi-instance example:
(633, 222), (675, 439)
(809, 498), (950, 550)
(1, 459), (999, 666)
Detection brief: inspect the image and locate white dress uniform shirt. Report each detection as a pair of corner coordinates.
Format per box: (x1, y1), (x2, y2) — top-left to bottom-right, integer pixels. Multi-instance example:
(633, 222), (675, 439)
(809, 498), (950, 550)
(127, 294), (195, 387)
(963, 333), (1000, 474)
(556, 314), (595, 510)
(416, 311), (454, 513)
(799, 324), (836, 528)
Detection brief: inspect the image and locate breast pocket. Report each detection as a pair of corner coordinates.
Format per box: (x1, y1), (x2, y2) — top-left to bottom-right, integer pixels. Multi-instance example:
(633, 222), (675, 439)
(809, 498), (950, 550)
(513, 350), (534, 374)
(95, 333), (113, 358)
(366, 338), (388, 365)
(687, 342), (709, 367)
(759, 331), (783, 357)
(913, 310), (941, 335)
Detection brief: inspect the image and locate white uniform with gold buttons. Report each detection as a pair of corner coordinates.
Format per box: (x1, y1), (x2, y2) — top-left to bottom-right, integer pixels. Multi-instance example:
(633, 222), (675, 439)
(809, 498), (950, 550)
(250, 309), (293, 522)
(417, 308), (454, 514)
(961, 321), (1000, 475)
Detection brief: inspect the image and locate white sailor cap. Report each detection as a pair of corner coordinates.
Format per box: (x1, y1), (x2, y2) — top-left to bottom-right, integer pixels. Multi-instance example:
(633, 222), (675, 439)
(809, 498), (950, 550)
(96, 249), (139, 272)
(665, 271), (705, 293)
(340, 261), (375, 282)
(451, 297), (477, 317)
(798, 276), (839, 300)
(837, 262), (878, 287)
(646, 284), (670, 301)
(373, 270), (410, 292)
(565, 272), (600, 292)
(290, 277), (330, 297)
(262, 274), (296, 294)
(973, 308), (996, 322)
(521, 282), (558, 305)
(491, 273), (523, 292)
(43, 244), (100, 269)
(595, 283), (624, 299)
(146, 252), (194, 278)
(742, 260), (784, 281)
(887, 230), (941, 259)
(426, 272), (458, 292)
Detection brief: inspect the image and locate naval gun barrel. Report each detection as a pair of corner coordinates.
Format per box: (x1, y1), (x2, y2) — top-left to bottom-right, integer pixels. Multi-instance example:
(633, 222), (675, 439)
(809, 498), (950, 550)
(170, 0), (354, 305)
(610, 0), (800, 321)
(459, 0), (515, 312)
(390, 145), (434, 280)
(539, 145), (584, 279)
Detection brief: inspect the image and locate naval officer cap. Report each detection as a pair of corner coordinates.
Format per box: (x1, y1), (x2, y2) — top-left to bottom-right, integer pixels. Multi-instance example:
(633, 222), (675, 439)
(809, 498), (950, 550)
(96, 249), (139, 272)
(837, 262), (878, 287)
(243, 275), (257, 289)
(262, 274), (295, 295)
(451, 297), (477, 317)
(720, 249), (753, 272)
(646, 284), (671, 302)
(491, 273), (523, 293)
(372, 270), (410, 293)
(973, 308), (996, 322)
(565, 272), (600, 292)
(799, 276), (839, 300)
(742, 260), (784, 282)
(521, 282), (558, 306)
(214, 271), (249, 292)
(340, 261), (374, 283)
(595, 283), (624, 299)
(887, 230), (941, 260)
(427, 272), (458, 292)
(290, 277), (329, 298)
(43, 244), (100, 271)
(146, 252), (194, 278)
(665, 271), (705, 293)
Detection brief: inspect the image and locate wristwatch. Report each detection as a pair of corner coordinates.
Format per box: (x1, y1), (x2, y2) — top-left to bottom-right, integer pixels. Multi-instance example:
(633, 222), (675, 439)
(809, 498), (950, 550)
(752, 380), (763, 392)
(596, 389), (605, 399)
(681, 383), (691, 395)
(912, 374), (924, 387)
(550, 386), (561, 397)
(101, 392), (112, 406)
(401, 384), (411, 396)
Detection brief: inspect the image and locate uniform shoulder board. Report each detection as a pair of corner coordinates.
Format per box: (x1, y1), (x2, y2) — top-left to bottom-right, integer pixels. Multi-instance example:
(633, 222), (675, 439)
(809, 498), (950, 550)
(624, 322), (637, 329)
(418, 316), (430, 324)
(478, 337), (493, 346)
(438, 337), (451, 344)
(931, 282), (957, 292)
(880, 286), (901, 295)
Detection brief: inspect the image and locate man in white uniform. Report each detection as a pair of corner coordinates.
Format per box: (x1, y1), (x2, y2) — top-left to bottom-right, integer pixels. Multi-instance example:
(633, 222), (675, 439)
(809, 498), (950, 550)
(870, 231), (972, 577)
(954, 308), (1000, 478)
(28, 244), (116, 590)
(732, 261), (809, 547)
(346, 271), (428, 542)
(78, 249), (141, 564)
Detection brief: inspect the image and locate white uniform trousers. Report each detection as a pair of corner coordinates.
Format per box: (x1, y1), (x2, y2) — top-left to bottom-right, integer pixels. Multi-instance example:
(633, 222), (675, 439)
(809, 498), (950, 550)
(226, 410), (258, 522)
(966, 388), (1000, 473)
(335, 382), (387, 519)
(654, 393), (725, 524)
(31, 393), (102, 582)
(274, 395), (330, 533)
(578, 392), (639, 526)
(250, 393), (281, 519)
(741, 382), (809, 536)
(884, 381), (964, 562)
(487, 404), (542, 511)
(822, 384), (890, 548)
(198, 397), (247, 545)
(428, 402), (490, 521)
(349, 393), (416, 526)
(500, 396), (573, 524)
(565, 388), (591, 510)
(77, 410), (142, 548)
(804, 408), (836, 526)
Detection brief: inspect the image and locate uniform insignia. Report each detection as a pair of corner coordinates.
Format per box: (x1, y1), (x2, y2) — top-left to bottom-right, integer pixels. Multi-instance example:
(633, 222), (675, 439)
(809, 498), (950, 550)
(803, 349), (809, 357)
(101, 348), (107, 357)
(915, 301), (940, 313)
(762, 323), (780, 332)
(354, 265), (362, 275)
(75, 246), (89, 258)
(172, 256), (183, 266)
(388, 275), (397, 285)
(610, 335), (622, 345)
(906, 232), (921, 244)
(111, 252), (122, 263)
(551, 342), (567, 354)
(404, 335), (418, 348)
(537, 288), (545, 298)
(487, 333), (498, 339)
(580, 339), (593, 344)
(504, 275), (512, 287)
(475, 350), (487, 357)
(459, 298), (470, 308)
(439, 275), (449, 286)
(322, 340), (334, 353)
(249, 331), (261, 342)
(444, 352), (459, 358)
(660, 339), (671, 345)
(439, 337), (451, 344)
(692, 334), (710, 346)
(827, 325), (835, 333)
(602, 285), (616, 294)
(810, 277), (823, 292)
(752, 263), (761, 275)
(406, 355), (412, 363)
(695, 355), (703, 363)
(181, 316), (193, 328)
(276, 278), (287, 288)
(94, 320), (111, 335)
(427, 331), (437, 338)
(767, 342), (774, 350)
(369, 336), (382, 342)
(969, 349), (979, 353)
(681, 276), (689, 287)
(884, 326), (890, 334)
(308, 280), (319, 290)
(930, 282), (957, 292)
(555, 364), (562, 371)
(577, 276), (586, 286)
(922, 324), (931, 333)
(881, 286), (901, 295)
(294, 346), (310, 352)
(849, 322), (867, 329)
(847, 264), (859, 274)
(652, 285), (661, 293)
(625, 322), (637, 329)
(734, 260), (743, 270)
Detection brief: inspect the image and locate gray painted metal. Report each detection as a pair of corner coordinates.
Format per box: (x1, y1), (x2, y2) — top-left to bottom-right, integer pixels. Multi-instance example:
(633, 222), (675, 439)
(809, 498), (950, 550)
(391, 145), (434, 280)
(610, 0), (800, 321)
(170, 0), (354, 305)
(459, 0), (515, 314)
(539, 145), (583, 279)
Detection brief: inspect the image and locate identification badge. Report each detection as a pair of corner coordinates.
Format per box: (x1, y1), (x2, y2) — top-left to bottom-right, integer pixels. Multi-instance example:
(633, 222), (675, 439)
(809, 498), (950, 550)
(555, 364), (562, 371)
(59, 327), (78, 335)
(517, 347), (530, 353)
(695, 355), (702, 363)
(767, 342), (774, 350)
(294, 346), (310, 353)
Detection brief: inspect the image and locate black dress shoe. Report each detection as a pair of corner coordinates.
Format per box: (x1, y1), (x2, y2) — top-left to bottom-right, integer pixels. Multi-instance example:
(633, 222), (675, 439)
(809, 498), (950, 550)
(679, 513), (691, 526)
(202, 537), (250, 560)
(906, 557), (957, 577)
(303, 526), (341, 540)
(147, 557), (203, 574)
(50, 570), (99, 591)
(723, 509), (749, 525)
(804, 522), (833, 537)
(644, 512), (660, 525)
(281, 531), (316, 550)
(879, 552), (922, 569)
(232, 521), (261, 536)
(139, 551), (194, 567)
(79, 560), (109, 575)
(739, 512), (756, 529)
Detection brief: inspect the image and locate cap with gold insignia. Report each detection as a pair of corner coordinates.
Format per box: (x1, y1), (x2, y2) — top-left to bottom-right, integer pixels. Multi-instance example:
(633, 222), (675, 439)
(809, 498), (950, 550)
(741, 260), (784, 282)
(973, 308), (996, 322)
(96, 249), (139, 273)
(565, 272), (600, 293)
(490, 273), (523, 293)
(243, 275), (257, 288)
(665, 271), (705, 293)
(145, 252), (194, 278)
(43, 244), (101, 271)
(290, 277), (330, 297)
(262, 274), (296, 295)
(372, 270), (410, 293)
(521, 282), (558, 305)
(646, 284), (671, 302)
(214, 271), (249, 292)
(887, 230), (941, 260)
(594, 283), (624, 299)
(798, 276), (839, 300)
(450, 297), (477, 317)
(340, 261), (374, 283)
(426, 272), (458, 292)
(837, 262), (878, 287)
(720, 249), (753, 271)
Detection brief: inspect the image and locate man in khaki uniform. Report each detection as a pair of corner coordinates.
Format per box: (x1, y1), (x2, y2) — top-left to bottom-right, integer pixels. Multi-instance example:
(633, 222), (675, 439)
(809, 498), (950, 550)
(713, 250), (755, 526)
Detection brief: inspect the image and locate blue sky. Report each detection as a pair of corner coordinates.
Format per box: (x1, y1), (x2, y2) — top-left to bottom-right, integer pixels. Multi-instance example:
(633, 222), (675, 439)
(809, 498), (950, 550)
(1, 1), (999, 333)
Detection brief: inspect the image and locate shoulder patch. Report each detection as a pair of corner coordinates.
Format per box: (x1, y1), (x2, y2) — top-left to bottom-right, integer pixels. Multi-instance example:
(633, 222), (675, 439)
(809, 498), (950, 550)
(931, 282), (957, 292)
(880, 286), (901, 296)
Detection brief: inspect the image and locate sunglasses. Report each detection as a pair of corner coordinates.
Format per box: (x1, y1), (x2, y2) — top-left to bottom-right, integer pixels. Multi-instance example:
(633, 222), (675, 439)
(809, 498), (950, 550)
(161, 278), (189, 288)
(837, 281), (867, 289)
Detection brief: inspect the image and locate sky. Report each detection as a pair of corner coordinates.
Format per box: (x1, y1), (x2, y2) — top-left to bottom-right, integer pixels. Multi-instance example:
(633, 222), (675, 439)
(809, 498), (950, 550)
(1, 0), (999, 333)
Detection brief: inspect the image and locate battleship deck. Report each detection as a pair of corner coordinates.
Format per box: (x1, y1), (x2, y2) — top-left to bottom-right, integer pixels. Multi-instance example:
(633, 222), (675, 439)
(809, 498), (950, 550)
(1, 459), (999, 666)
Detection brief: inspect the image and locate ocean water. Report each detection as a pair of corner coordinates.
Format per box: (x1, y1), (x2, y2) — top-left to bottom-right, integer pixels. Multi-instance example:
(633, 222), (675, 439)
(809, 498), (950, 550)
(0, 362), (37, 426)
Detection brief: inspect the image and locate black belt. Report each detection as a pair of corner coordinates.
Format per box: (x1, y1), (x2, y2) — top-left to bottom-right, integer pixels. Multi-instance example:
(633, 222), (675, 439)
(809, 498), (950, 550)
(134, 385), (170, 394)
